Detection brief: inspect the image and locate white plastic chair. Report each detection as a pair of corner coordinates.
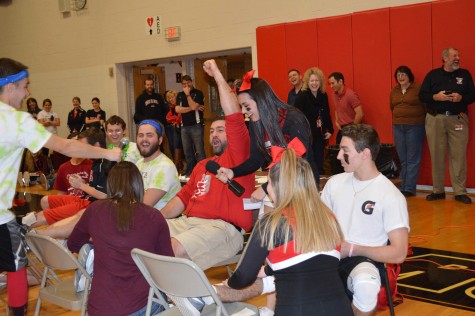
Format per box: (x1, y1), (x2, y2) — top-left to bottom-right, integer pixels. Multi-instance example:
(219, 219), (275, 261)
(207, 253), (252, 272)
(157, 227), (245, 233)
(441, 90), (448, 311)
(131, 249), (258, 316)
(25, 233), (91, 316)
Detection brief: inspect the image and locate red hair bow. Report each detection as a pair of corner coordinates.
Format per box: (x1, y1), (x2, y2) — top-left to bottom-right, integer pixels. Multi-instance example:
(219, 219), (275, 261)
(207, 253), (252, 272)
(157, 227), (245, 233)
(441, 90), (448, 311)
(238, 69), (255, 92)
(268, 137), (306, 169)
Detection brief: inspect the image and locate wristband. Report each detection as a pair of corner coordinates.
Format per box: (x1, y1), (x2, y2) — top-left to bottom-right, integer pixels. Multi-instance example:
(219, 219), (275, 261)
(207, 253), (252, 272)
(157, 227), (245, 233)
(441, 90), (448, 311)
(349, 244), (354, 258)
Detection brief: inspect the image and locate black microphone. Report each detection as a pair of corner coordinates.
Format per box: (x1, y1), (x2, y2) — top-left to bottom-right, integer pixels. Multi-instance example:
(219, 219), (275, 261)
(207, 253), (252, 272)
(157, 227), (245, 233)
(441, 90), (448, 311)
(119, 137), (130, 150)
(206, 160), (245, 197)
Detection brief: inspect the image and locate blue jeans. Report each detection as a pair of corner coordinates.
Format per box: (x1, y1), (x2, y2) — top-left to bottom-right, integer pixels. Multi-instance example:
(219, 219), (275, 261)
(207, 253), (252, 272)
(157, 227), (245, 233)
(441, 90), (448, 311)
(181, 124), (205, 176)
(128, 301), (165, 316)
(393, 124), (425, 194)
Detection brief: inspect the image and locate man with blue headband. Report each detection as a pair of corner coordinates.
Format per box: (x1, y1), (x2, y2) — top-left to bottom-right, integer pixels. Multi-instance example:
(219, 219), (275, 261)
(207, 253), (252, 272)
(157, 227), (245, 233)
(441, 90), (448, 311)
(0, 58), (122, 316)
(135, 119), (181, 210)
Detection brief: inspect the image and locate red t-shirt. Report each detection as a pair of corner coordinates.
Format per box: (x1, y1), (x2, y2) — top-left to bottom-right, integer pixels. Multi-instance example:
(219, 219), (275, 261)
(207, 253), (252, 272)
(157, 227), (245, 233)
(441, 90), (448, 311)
(53, 159), (93, 194)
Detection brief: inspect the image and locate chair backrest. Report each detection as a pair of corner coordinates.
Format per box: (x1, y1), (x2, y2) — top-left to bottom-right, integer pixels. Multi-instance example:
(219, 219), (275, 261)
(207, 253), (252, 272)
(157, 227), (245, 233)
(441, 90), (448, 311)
(25, 233), (89, 277)
(131, 249), (217, 299)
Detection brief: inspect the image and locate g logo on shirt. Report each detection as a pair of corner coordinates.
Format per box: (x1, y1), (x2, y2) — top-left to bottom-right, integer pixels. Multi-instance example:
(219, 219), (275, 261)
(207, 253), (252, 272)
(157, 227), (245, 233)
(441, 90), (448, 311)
(361, 201), (376, 215)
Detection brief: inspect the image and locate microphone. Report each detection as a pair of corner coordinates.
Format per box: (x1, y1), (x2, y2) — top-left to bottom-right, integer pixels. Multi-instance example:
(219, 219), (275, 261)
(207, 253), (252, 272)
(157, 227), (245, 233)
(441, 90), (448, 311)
(206, 160), (245, 197)
(119, 137), (129, 150)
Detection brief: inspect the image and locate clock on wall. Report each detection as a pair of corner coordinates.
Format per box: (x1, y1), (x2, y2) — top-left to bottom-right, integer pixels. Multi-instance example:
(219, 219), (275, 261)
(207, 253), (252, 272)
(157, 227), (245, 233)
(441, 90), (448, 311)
(75, 0), (87, 10)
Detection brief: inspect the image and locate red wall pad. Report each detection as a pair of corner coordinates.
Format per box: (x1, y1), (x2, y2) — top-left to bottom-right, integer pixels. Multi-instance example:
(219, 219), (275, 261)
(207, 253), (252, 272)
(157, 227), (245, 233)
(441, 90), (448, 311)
(352, 8), (392, 143)
(256, 25), (288, 101)
(390, 3), (433, 185)
(285, 19), (319, 81)
(317, 15), (354, 144)
(431, 0), (475, 188)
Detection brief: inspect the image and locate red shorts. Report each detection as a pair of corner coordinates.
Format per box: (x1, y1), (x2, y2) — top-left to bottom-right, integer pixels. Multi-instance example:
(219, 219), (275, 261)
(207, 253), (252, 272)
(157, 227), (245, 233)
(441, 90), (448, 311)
(42, 195), (91, 224)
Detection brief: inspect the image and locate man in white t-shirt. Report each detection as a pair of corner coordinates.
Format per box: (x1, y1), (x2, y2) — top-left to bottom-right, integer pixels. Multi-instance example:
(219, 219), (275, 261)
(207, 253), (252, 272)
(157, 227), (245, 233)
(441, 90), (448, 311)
(0, 58), (121, 316)
(321, 124), (409, 316)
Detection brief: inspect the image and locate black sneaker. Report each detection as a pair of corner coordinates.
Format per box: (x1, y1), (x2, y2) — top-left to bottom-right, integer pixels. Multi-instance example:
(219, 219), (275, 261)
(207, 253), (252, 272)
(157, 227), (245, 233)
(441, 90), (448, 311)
(401, 191), (415, 197)
(426, 192), (446, 201)
(455, 194), (472, 204)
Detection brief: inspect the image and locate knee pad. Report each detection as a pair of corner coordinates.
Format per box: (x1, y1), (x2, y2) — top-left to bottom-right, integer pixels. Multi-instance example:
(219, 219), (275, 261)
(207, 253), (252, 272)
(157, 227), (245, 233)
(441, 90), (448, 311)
(347, 262), (381, 312)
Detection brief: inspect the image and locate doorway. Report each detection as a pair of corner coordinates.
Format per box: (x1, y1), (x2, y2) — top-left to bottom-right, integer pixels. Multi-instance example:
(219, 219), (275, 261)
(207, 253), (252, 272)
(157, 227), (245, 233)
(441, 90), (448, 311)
(127, 49), (252, 160)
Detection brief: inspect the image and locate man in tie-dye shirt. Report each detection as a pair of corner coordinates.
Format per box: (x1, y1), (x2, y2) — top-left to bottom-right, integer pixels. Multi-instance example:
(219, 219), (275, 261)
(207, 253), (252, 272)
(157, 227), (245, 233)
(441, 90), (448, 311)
(0, 58), (121, 316)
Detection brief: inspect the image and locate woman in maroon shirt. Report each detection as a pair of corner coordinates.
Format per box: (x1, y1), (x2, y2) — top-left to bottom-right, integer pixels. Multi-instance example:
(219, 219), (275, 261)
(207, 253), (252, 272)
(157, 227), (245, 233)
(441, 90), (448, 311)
(68, 161), (173, 316)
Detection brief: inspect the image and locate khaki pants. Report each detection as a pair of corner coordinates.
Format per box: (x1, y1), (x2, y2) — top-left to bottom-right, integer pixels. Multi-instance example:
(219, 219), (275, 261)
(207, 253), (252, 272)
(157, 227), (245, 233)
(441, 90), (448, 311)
(425, 113), (469, 195)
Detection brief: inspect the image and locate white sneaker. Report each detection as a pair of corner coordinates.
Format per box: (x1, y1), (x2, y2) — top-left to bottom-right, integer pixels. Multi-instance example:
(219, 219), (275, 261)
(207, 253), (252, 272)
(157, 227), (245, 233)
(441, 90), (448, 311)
(259, 307), (274, 316)
(22, 212), (37, 226)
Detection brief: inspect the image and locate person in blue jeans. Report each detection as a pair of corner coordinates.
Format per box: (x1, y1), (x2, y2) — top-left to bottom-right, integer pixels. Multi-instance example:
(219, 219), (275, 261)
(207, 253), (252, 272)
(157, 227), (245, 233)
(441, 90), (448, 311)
(175, 75), (206, 176)
(390, 66), (426, 197)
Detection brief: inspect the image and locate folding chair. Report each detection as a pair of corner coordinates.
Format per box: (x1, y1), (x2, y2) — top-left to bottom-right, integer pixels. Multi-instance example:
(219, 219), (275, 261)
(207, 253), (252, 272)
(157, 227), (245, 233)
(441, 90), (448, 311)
(25, 233), (91, 316)
(131, 249), (259, 316)
(379, 263), (396, 316)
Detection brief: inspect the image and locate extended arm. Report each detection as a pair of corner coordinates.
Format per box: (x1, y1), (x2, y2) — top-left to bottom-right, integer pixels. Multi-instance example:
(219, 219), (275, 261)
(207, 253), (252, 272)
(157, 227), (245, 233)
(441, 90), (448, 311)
(44, 134), (122, 162)
(203, 59), (240, 115)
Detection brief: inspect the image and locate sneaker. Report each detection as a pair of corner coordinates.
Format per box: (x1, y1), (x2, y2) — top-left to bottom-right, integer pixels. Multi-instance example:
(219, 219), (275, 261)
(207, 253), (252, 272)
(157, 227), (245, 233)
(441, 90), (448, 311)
(259, 307), (275, 316)
(426, 192), (445, 201)
(188, 297), (205, 312)
(455, 194), (472, 204)
(39, 173), (49, 190)
(401, 191), (415, 197)
(23, 171), (30, 187)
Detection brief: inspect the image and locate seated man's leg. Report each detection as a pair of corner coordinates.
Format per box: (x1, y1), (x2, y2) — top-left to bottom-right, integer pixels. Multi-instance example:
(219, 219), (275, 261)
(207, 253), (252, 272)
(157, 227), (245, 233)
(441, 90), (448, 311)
(37, 209), (86, 239)
(167, 216), (243, 270)
(32, 196), (89, 228)
(340, 258), (381, 316)
(40, 195), (50, 210)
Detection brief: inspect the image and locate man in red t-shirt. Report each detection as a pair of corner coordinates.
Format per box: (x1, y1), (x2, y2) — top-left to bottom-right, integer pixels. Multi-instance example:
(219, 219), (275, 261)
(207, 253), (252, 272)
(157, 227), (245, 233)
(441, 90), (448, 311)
(328, 72), (364, 144)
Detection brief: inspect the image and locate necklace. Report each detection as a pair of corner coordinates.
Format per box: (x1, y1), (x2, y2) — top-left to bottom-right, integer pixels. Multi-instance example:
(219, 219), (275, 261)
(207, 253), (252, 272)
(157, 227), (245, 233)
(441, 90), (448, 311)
(352, 174), (379, 196)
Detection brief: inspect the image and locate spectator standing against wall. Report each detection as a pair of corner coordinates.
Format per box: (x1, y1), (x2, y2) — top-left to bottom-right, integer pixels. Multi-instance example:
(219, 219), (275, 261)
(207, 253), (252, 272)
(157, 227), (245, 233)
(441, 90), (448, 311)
(294, 67), (333, 174)
(390, 66), (426, 197)
(85, 97), (106, 131)
(67, 96), (86, 134)
(328, 72), (364, 144)
(287, 69), (303, 105)
(175, 75), (206, 176)
(133, 78), (168, 128)
(419, 47), (475, 204)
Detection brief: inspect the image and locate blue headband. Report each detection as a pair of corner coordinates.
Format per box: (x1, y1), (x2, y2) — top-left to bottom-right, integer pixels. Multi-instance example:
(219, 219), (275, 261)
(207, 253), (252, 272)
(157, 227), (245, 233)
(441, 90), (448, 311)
(0, 70), (29, 87)
(138, 119), (163, 135)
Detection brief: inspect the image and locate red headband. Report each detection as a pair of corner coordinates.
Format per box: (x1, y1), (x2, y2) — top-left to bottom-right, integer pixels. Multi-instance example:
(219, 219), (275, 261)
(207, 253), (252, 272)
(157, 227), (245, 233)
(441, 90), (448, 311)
(238, 69), (255, 92)
(268, 137), (306, 169)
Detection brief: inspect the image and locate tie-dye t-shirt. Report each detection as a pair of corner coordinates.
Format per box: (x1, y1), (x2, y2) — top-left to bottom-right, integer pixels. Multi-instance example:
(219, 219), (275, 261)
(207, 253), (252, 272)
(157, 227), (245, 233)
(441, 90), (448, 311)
(0, 101), (51, 224)
(135, 153), (180, 210)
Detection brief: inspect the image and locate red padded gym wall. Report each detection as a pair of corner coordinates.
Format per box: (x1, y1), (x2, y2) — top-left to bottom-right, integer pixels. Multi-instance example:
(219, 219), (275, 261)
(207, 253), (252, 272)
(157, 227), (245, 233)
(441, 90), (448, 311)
(352, 8), (392, 143)
(432, 0), (475, 188)
(389, 3), (433, 185)
(285, 19), (319, 82)
(256, 24), (288, 101)
(317, 15), (354, 145)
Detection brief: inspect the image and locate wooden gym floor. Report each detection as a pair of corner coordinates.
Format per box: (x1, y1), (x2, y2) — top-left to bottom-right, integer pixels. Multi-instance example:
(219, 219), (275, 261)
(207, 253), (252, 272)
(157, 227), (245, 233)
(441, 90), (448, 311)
(1, 185), (474, 315)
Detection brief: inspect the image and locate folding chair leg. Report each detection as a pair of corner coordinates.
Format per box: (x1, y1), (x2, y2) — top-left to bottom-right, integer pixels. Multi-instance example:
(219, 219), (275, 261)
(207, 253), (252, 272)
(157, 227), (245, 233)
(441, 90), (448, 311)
(381, 264), (395, 316)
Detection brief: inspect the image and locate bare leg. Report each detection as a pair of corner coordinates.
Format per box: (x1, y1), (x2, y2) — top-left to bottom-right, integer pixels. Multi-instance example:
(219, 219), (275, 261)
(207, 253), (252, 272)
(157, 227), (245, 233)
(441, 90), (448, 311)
(266, 292), (276, 310)
(171, 237), (192, 260)
(40, 196), (49, 210)
(36, 209), (85, 239)
(215, 278), (263, 302)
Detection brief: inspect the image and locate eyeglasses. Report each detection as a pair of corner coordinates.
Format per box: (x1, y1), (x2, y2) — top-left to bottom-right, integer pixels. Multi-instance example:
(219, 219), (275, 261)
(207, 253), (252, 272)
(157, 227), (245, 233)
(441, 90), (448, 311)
(396, 73), (408, 77)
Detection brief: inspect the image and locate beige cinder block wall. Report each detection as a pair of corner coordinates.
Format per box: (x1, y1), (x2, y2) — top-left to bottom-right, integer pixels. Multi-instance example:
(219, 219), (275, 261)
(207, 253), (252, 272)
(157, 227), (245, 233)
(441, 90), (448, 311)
(0, 0), (433, 137)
